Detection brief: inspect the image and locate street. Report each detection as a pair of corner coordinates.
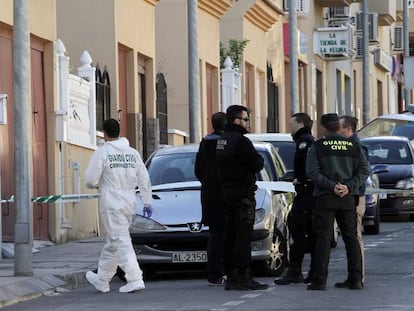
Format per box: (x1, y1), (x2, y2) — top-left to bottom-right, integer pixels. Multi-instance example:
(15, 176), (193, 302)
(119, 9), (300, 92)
(3, 218), (414, 311)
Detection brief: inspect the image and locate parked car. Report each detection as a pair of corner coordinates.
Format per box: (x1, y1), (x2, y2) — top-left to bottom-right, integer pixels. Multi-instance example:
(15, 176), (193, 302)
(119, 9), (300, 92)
(245, 133), (295, 170)
(130, 143), (294, 276)
(358, 108), (414, 141)
(361, 136), (414, 220)
(246, 132), (381, 236)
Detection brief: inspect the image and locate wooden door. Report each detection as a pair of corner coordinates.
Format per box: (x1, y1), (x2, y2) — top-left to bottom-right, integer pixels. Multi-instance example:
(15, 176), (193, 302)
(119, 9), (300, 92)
(31, 38), (49, 240)
(0, 29), (15, 241)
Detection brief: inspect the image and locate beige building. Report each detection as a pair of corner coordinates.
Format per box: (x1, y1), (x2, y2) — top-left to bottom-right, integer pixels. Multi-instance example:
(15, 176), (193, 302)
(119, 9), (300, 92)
(55, 0), (159, 242)
(274, 0), (408, 136)
(221, 0), (284, 133)
(155, 0), (232, 144)
(0, 0), (60, 242)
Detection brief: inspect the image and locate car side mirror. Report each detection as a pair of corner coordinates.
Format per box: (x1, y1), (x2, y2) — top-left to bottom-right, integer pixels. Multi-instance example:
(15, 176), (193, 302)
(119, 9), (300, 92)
(280, 170), (295, 182)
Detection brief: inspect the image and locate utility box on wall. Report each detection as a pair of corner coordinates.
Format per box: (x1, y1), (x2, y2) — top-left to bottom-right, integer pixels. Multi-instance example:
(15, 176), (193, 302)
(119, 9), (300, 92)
(0, 94), (8, 125)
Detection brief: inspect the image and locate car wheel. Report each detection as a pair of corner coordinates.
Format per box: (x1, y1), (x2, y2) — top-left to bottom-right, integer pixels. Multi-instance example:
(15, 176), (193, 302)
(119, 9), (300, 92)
(258, 228), (288, 277)
(331, 219), (339, 248)
(364, 204), (380, 235)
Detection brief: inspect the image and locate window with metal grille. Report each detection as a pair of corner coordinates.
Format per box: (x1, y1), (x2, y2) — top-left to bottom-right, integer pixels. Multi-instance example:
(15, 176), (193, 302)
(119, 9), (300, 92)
(156, 73), (168, 145)
(95, 64), (111, 131)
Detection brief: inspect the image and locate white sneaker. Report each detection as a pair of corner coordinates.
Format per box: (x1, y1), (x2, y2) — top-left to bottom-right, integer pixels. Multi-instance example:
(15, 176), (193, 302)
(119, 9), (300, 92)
(119, 280), (145, 293)
(86, 271), (110, 293)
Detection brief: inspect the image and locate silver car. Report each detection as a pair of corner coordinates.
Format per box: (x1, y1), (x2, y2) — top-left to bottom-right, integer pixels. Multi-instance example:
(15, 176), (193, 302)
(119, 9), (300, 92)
(130, 143), (294, 276)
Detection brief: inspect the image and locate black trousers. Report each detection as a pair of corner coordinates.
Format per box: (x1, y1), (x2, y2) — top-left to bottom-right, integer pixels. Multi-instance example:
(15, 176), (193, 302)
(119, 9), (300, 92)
(288, 192), (315, 270)
(223, 197), (255, 280)
(207, 225), (224, 282)
(312, 194), (362, 285)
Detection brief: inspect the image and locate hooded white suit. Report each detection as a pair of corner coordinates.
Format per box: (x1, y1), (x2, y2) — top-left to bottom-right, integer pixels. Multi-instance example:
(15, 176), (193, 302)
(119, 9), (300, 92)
(85, 137), (152, 283)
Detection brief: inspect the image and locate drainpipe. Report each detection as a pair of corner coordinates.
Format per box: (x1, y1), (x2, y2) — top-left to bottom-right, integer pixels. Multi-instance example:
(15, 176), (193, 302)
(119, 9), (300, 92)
(289, 0), (299, 114)
(188, 0), (201, 143)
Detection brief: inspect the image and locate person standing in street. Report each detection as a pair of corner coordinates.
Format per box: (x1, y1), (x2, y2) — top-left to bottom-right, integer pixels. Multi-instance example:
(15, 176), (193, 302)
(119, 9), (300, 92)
(216, 105), (268, 291)
(337, 115), (368, 287)
(274, 112), (315, 285)
(306, 113), (369, 290)
(85, 118), (152, 293)
(195, 112), (227, 286)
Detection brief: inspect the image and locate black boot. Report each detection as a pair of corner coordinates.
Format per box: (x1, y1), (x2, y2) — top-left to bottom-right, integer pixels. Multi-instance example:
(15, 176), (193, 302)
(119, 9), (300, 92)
(238, 269), (269, 290)
(238, 279), (269, 290)
(224, 269), (241, 290)
(274, 268), (304, 285)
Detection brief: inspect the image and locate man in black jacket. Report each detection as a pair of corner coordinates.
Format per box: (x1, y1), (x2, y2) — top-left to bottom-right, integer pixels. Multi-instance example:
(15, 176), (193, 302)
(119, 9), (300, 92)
(274, 112), (315, 285)
(216, 105), (268, 291)
(195, 112), (227, 286)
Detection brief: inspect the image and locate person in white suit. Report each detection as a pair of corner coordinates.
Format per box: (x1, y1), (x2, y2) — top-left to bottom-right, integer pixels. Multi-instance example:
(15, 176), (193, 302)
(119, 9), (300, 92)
(85, 118), (152, 293)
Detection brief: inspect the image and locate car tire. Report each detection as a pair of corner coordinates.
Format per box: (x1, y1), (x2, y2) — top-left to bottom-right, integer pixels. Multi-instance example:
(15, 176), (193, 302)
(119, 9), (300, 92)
(331, 219), (339, 248)
(257, 228), (288, 277)
(364, 204), (380, 235)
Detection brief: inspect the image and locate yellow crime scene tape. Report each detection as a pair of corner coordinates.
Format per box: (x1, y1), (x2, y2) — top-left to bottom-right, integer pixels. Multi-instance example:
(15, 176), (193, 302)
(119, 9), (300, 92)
(0, 193), (100, 204)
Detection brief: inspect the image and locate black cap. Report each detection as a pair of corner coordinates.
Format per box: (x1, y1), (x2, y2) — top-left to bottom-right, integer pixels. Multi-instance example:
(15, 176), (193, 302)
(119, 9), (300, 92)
(320, 113), (339, 126)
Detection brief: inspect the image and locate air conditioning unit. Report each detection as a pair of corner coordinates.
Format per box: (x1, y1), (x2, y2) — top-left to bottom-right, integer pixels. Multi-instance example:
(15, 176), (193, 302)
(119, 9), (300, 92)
(329, 7), (349, 19)
(354, 36), (363, 58)
(354, 12), (378, 42)
(393, 26), (403, 51)
(283, 0), (309, 13)
(369, 12), (378, 42)
(355, 12), (363, 32)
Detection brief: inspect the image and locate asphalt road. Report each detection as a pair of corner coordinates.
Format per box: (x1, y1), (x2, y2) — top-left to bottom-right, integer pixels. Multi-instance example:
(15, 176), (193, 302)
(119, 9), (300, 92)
(4, 217), (414, 311)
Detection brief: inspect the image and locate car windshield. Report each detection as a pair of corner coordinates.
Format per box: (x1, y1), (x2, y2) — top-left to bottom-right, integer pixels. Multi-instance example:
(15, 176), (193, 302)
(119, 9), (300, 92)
(147, 152), (198, 186)
(358, 117), (414, 140)
(363, 141), (413, 165)
(147, 150), (268, 186)
(267, 141), (295, 171)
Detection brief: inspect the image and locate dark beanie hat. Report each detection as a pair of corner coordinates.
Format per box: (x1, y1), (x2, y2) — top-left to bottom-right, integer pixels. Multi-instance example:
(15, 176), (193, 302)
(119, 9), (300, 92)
(320, 113), (339, 126)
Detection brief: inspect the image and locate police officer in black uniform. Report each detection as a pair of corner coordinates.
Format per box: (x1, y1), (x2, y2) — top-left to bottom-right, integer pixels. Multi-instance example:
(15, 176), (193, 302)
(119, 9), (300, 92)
(216, 105), (268, 291)
(274, 112), (315, 285)
(306, 113), (369, 290)
(195, 112), (227, 286)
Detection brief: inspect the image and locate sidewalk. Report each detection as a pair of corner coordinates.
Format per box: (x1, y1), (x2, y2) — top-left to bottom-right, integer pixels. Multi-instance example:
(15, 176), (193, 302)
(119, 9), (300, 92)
(0, 237), (104, 308)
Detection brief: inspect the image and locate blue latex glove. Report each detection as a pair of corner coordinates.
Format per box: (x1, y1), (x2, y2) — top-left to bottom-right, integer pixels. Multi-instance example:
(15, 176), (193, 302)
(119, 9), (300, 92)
(143, 204), (153, 218)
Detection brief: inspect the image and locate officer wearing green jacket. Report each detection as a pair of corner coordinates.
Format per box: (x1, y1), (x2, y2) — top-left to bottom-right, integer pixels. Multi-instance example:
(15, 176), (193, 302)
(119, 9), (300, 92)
(305, 113), (369, 290)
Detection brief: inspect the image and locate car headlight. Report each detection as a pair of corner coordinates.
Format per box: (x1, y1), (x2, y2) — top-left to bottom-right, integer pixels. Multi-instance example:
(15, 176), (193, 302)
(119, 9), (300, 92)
(365, 194), (376, 205)
(129, 215), (167, 233)
(254, 208), (266, 225)
(395, 177), (414, 190)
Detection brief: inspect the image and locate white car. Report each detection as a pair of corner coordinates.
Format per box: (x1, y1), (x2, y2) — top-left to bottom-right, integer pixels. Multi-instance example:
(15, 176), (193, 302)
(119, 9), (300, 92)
(130, 143), (294, 276)
(245, 133), (295, 170)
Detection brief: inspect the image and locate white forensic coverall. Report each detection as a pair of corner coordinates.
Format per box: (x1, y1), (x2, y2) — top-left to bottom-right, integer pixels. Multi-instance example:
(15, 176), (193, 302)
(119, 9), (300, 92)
(85, 137), (152, 283)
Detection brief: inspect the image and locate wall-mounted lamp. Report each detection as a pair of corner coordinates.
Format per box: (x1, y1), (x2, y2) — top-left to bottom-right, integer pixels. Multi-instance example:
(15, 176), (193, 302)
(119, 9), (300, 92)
(0, 94), (8, 125)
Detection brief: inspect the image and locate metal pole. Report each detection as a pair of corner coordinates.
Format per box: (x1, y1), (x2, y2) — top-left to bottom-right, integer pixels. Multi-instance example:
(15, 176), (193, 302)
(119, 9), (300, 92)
(13, 0), (33, 276)
(403, 0), (410, 109)
(289, 0), (299, 114)
(362, 0), (370, 124)
(187, 0), (201, 143)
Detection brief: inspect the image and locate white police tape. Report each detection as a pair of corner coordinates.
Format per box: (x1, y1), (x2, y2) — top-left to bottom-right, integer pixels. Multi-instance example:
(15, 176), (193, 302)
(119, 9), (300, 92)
(365, 187), (413, 195)
(0, 193), (100, 204)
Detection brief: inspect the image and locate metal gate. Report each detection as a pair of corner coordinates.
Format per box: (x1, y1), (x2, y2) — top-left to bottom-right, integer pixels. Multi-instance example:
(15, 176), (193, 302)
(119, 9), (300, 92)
(267, 64), (279, 132)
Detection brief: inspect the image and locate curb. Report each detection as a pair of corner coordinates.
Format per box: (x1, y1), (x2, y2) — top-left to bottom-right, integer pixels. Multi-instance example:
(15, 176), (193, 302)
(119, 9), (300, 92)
(0, 271), (88, 308)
